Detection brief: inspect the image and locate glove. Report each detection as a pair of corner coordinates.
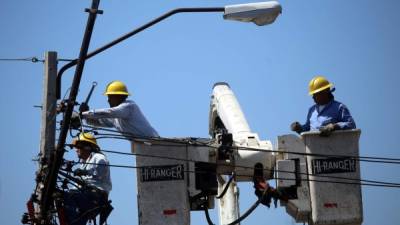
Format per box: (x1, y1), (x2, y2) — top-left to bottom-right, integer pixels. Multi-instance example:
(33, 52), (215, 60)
(79, 102), (89, 113)
(319, 123), (337, 137)
(290, 121), (303, 134)
(70, 112), (81, 129)
(255, 189), (272, 207)
(73, 168), (89, 176)
(56, 100), (67, 113)
(253, 178), (276, 208)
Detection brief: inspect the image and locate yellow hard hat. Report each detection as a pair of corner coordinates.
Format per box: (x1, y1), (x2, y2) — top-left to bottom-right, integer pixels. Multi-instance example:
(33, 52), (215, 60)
(103, 81), (130, 96)
(308, 76), (333, 95)
(73, 132), (98, 148)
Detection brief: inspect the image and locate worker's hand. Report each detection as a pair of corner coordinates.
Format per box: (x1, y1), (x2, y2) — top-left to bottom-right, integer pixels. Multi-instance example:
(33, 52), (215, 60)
(253, 177), (275, 208)
(79, 102), (89, 113)
(319, 123), (337, 137)
(73, 168), (88, 177)
(56, 100), (67, 113)
(290, 121), (303, 134)
(70, 112), (82, 129)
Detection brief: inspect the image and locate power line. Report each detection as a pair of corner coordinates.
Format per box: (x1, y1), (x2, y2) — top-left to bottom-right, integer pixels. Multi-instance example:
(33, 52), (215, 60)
(98, 148), (400, 187)
(83, 125), (400, 163)
(85, 127), (400, 165)
(0, 57), (43, 63)
(67, 160), (400, 189)
(65, 147), (400, 189)
(68, 126), (400, 187)
(0, 57), (74, 63)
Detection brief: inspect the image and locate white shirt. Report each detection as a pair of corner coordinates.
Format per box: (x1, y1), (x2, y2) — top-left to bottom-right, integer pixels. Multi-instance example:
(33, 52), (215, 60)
(82, 100), (159, 138)
(79, 152), (112, 193)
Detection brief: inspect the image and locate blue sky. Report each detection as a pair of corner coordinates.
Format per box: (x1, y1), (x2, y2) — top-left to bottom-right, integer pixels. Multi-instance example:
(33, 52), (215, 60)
(1, 0), (399, 224)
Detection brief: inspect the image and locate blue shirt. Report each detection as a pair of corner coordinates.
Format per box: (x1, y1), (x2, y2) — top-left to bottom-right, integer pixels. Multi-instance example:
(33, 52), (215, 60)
(301, 100), (356, 132)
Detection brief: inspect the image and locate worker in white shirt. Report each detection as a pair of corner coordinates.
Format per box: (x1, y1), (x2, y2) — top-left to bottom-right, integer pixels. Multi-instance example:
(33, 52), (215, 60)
(63, 133), (112, 225)
(80, 81), (159, 138)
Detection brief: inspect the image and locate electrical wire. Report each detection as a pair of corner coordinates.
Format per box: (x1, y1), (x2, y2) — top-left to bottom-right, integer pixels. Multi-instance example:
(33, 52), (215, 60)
(225, 197), (261, 225)
(68, 125), (400, 187)
(216, 173), (235, 199)
(99, 148), (347, 183)
(67, 160), (400, 188)
(0, 57), (43, 63)
(83, 125), (212, 147)
(204, 206), (215, 225)
(64, 127), (400, 188)
(84, 125), (400, 165)
(0, 57), (74, 63)
(63, 126), (400, 188)
(99, 148), (400, 187)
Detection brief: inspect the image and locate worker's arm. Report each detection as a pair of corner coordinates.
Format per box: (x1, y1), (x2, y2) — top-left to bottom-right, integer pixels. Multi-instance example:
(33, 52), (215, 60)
(90, 157), (108, 179)
(82, 102), (130, 120)
(300, 107), (313, 132)
(336, 104), (356, 129)
(85, 117), (114, 128)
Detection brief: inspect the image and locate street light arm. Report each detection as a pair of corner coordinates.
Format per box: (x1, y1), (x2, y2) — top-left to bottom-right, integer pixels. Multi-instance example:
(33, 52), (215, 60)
(56, 7), (224, 99)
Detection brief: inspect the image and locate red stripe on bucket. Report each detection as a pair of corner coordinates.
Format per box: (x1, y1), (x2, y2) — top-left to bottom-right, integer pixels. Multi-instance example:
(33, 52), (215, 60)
(324, 203), (338, 208)
(163, 209), (177, 215)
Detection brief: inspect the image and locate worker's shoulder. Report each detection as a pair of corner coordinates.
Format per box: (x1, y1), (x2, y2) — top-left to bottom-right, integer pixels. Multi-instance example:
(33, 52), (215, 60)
(332, 100), (350, 109)
(92, 152), (109, 162)
(119, 100), (138, 108)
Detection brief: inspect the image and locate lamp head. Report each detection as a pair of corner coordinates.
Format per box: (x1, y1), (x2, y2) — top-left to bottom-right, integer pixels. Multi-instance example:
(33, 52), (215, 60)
(224, 1), (282, 26)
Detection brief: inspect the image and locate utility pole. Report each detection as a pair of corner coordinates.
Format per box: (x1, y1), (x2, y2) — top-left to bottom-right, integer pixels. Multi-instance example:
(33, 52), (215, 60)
(40, 51), (57, 160)
(40, 1), (102, 222)
(34, 51), (57, 223)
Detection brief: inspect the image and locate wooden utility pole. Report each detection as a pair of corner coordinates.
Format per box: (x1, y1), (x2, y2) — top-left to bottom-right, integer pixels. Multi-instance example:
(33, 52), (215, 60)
(34, 51), (57, 223)
(40, 51), (57, 160)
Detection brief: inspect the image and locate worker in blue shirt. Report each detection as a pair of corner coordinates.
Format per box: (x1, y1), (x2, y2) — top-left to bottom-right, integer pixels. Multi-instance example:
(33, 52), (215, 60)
(291, 76), (356, 136)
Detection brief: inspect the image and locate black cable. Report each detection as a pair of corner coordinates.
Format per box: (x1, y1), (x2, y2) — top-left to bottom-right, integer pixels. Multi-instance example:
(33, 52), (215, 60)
(99, 148), (400, 187)
(203, 188), (266, 225)
(57, 137), (400, 188)
(235, 146), (400, 164)
(0, 57), (73, 63)
(55, 153), (400, 190)
(204, 206), (215, 225)
(0, 57), (43, 63)
(216, 173), (235, 199)
(83, 125), (212, 147)
(68, 160), (400, 188)
(85, 125), (400, 164)
(68, 126), (400, 186)
(225, 199), (260, 225)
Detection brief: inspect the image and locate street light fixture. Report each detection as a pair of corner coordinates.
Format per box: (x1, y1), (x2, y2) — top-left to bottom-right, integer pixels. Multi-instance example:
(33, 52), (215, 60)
(56, 1), (282, 98)
(224, 1), (282, 26)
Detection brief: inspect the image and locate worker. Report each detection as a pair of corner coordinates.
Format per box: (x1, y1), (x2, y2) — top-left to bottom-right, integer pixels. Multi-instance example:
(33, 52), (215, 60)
(291, 76), (356, 136)
(80, 80), (159, 138)
(63, 133), (112, 225)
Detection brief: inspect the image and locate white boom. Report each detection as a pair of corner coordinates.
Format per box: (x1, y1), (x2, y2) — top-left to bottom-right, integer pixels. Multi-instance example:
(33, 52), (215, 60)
(133, 82), (363, 225)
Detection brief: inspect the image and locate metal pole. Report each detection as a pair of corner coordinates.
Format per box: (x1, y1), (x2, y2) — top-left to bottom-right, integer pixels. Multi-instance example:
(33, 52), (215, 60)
(56, 7), (224, 99)
(218, 176), (240, 225)
(39, 1), (101, 223)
